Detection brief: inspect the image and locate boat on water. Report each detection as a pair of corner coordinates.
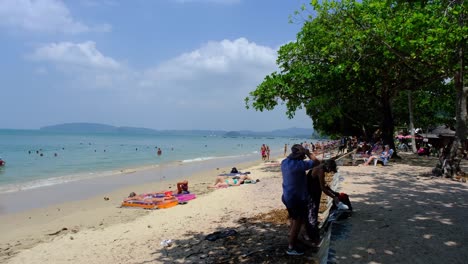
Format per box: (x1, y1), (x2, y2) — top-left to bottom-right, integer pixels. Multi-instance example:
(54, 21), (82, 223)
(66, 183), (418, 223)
(0, 157), (5, 166)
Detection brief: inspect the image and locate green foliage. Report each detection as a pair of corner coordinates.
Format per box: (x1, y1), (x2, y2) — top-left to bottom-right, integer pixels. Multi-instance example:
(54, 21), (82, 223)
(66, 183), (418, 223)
(246, 0), (466, 142)
(392, 83), (456, 129)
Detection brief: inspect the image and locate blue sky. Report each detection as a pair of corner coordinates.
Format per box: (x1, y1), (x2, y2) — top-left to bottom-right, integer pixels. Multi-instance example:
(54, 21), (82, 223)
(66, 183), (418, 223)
(0, 0), (313, 131)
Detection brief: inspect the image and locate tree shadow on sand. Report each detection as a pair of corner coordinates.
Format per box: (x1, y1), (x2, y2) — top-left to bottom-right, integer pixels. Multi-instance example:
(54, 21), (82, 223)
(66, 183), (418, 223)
(136, 209), (321, 264)
(394, 152), (441, 168)
(328, 159), (468, 264)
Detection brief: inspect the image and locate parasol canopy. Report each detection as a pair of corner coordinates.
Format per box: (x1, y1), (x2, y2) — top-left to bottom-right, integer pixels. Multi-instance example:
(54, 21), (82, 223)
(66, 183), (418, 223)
(396, 134), (423, 139)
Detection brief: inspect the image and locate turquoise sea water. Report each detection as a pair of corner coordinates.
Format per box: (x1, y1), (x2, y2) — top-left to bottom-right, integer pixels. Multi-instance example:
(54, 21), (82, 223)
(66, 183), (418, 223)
(0, 129), (306, 193)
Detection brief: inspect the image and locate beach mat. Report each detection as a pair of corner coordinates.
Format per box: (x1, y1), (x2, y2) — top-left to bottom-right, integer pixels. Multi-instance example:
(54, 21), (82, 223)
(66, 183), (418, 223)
(174, 193), (196, 202)
(121, 191), (179, 209)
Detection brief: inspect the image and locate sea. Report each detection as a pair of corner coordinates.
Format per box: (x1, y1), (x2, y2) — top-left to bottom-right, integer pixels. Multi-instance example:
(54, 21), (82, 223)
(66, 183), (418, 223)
(0, 129), (311, 194)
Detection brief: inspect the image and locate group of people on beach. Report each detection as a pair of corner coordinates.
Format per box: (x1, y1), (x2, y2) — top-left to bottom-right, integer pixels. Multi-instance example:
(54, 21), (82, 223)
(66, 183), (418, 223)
(363, 144), (393, 166)
(153, 142), (345, 257)
(281, 144), (340, 256)
(283, 140), (340, 158)
(208, 167), (259, 188)
(208, 174), (258, 188)
(348, 135), (396, 166)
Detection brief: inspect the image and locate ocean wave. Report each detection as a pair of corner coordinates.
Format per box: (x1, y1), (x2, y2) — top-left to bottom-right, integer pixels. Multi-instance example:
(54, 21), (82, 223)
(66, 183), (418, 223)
(181, 156), (218, 163)
(0, 170), (117, 194)
(180, 153), (252, 163)
(0, 163), (165, 194)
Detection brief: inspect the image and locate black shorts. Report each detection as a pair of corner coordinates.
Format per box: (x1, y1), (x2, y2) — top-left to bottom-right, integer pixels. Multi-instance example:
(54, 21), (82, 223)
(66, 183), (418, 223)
(282, 196), (307, 220)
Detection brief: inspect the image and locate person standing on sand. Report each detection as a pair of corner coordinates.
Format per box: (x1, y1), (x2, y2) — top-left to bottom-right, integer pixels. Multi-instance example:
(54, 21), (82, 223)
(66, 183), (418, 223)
(266, 145), (270, 161)
(284, 144), (288, 157)
(281, 144), (319, 256)
(305, 159), (340, 245)
(260, 144), (266, 161)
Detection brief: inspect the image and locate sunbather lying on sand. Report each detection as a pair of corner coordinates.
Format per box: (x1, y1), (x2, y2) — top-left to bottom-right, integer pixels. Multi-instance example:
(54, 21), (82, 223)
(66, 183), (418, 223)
(207, 175), (258, 189)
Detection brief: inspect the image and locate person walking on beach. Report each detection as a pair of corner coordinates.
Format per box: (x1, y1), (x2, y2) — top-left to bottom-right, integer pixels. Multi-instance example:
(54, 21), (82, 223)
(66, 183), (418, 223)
(266, 145), (270, 161)
(284, 144), (288, 157)
(281, 144), (319, 255)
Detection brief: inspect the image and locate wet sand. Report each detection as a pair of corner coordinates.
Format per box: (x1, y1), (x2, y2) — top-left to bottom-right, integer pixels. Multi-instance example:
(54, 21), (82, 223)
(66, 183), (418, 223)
(0, 152), (263, 214)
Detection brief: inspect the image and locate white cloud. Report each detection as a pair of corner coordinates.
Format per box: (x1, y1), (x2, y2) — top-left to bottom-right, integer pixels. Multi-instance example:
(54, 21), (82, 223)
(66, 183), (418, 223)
(28, 38), (277, 98)
(15, 37), (310, 130)
(130, 38), (282, 129)
(0, 0), (110, 34)
(141, 38), (277, 96)
(30, 41), (120, 69)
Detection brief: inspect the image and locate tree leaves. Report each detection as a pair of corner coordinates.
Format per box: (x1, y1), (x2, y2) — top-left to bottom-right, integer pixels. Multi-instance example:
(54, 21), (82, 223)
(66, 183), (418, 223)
(245, 0), (465, 143)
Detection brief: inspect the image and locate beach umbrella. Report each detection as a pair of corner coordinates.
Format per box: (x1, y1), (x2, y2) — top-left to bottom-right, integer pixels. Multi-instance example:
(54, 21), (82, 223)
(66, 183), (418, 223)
(403, 134), (424, 139)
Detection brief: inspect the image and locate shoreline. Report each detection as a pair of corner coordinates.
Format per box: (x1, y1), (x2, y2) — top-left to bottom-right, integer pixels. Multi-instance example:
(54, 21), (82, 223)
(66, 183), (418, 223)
(0, 153), (279, 262)
(0, 151), (272, 214)
(0, 150), (264, 195)
(0, 129), (295, 195)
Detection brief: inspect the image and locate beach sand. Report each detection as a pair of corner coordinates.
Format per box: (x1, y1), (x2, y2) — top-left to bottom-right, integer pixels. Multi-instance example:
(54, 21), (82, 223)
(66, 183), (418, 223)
(0, 156), (281, 263)
(1, 153), (467, 263)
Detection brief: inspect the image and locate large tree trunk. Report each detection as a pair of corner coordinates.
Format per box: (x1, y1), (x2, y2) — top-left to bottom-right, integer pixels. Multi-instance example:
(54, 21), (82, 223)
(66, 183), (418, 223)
(449, 37), (466, 176)
(408, 91), (417, 153)
(381, 89), (396, 153)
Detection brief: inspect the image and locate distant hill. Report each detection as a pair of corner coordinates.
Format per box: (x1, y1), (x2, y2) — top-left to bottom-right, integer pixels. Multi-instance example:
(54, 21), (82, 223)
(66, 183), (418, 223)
(236, 127), (314, 138)
(40, 123), (315, 138)
(40, 123), (121, 133)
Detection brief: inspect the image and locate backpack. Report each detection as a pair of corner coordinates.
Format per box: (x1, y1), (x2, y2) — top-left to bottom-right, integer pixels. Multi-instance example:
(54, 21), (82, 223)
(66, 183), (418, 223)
(230, 167), (239, 173)
(337, 193), (352, 211)
(330, 192), (353, 220)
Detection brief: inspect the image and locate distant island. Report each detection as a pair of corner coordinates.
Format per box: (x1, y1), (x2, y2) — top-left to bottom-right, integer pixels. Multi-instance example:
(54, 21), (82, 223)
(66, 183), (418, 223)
(40, 123), (317, 138)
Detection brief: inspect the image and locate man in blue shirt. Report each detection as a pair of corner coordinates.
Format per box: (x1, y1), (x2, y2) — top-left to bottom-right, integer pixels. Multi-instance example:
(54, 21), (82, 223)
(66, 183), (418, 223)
(281, 144), (319, 255)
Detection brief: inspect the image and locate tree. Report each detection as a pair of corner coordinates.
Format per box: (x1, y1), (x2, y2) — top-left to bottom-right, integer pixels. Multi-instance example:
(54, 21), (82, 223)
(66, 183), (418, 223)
(392, 81), (456, 130)
(390, 0), (467, 164)
(245, 0), (466, 158)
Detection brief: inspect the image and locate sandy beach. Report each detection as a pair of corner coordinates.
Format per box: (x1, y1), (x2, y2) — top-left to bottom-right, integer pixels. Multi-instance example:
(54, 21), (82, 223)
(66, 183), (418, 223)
(0, 156), (280, 263)
(1, 152), (467, 263)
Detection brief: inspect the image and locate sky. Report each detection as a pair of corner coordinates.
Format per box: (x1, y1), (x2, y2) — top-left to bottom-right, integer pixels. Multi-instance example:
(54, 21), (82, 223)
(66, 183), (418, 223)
(0, 0), (314, 131)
